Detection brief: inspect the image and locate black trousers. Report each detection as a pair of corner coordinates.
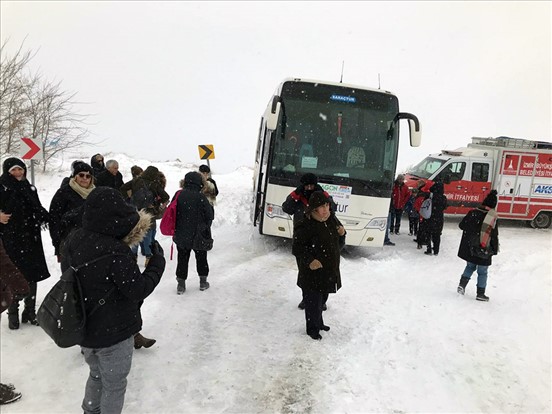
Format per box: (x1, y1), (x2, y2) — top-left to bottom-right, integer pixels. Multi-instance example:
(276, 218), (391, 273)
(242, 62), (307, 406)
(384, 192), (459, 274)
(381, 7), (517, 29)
(302, 289), (328, 336)
(176, 246), (209, 280)
(426, 231), (442, 254)
(408, 217), (419, 235)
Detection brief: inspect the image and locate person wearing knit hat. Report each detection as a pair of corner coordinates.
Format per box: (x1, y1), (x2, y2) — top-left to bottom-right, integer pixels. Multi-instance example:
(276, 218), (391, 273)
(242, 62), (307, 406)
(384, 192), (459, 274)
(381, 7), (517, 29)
(72, 162), (95, 178)
(456, 190), (500, 302)
(292, 191), (345, 340)
(60, 186), (165, 413)
(49, 162), (96, 263)
(0, 157), (50, 330)
(282, 173), (337, 310)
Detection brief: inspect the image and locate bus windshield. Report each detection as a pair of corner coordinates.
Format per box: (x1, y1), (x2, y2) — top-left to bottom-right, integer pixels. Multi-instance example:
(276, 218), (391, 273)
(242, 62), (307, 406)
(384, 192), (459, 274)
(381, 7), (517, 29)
(408, 156), (447, 179)
(269, 81), (400, 196)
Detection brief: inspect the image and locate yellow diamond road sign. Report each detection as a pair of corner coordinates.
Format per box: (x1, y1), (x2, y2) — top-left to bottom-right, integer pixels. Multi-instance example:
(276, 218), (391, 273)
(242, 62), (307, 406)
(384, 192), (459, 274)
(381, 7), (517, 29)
(198, 145), (215, 160)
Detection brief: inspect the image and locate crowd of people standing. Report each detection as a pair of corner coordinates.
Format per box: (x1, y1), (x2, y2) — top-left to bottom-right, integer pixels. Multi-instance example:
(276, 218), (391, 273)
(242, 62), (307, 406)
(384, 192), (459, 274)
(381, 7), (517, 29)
(0, 154), (218, 409)
(0, 157), (500, 409)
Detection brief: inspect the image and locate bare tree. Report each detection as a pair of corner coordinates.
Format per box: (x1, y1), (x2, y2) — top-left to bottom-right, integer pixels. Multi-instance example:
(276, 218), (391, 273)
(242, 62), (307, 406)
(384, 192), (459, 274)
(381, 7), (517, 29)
(0, 40), (35, 154)
(1, 40), (93, 170)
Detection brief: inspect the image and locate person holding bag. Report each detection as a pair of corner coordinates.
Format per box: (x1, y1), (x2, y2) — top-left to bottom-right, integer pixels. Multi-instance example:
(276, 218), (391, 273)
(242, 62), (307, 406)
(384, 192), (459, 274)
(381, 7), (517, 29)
(61, 186), (165, 413)
(456, 190), (500, 301)
(173, 171), (214, 294)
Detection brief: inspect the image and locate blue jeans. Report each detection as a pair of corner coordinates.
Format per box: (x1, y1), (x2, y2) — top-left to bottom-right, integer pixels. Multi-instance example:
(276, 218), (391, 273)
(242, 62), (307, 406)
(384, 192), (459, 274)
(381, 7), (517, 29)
(461, 261), (489, 289)
(81, 336), (134, 414)
(132, 227), (156, 257)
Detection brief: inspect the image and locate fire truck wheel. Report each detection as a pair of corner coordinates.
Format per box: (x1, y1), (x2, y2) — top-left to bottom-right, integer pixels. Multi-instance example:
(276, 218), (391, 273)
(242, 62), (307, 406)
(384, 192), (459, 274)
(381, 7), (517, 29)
(530, 212), (551, 229)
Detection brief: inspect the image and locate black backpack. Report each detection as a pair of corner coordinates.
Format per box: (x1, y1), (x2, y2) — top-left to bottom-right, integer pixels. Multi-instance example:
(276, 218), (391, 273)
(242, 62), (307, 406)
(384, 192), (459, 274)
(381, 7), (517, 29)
(131, 183), (155, 210)
(37, 253), (124, 348)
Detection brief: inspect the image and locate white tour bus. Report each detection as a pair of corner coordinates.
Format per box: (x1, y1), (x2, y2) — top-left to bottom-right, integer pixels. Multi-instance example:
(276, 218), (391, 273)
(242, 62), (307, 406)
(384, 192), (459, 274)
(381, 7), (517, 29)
(252, 78), (421, 247)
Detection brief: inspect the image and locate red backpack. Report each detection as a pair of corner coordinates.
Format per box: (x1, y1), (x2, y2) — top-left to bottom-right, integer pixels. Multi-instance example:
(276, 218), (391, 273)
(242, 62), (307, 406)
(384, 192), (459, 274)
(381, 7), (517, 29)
(160, 190), (181, 236)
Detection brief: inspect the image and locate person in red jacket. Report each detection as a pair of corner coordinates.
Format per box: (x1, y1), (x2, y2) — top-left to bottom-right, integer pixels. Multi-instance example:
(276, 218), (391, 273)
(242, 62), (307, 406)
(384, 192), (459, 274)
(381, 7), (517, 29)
(390, 174), (411, 235)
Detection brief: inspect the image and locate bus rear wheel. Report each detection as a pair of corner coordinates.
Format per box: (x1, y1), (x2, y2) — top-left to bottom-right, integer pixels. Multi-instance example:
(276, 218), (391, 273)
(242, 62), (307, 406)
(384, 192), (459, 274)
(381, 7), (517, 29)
(530, 212), (551, 229)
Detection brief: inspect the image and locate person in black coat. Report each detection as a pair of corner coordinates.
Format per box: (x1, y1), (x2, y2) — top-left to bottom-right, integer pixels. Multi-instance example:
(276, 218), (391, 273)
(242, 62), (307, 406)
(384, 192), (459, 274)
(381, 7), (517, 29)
(282, 173), (336, 227)
(424, 181), (448, 256)
(283, 173), (337, 310)
(292, 191), (345, 340)
(90, 153), (106, 177)
(49, 162), (96, 261)
(95, 159), (124, 189)
(457, 190), (499, 301)
(121, 166), (169, 265)
(0, 157), (50, 329)
(61, 186), (165, 413)
(173, 171), (214, 294)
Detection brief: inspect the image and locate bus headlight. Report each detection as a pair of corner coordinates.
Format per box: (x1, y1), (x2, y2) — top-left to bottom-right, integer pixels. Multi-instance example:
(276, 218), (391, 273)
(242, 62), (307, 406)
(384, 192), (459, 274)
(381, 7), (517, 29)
(266, 204), (290, 220)
(365, 217), (387, 231)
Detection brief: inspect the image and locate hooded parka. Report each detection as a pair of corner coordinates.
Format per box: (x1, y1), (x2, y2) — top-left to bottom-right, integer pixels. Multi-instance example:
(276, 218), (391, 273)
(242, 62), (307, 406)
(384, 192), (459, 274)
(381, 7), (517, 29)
(173, 172), (214, 250)
(61, 187), (165, 348)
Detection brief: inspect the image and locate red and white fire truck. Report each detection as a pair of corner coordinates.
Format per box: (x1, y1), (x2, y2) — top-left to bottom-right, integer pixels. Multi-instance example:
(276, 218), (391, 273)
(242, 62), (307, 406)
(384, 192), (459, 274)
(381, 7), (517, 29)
(404, 136), (552, 228)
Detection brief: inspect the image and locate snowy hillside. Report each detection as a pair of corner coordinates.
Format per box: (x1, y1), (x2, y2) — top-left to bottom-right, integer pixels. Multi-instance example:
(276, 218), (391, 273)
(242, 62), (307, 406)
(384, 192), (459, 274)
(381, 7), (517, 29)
(1, 157), (551, 413)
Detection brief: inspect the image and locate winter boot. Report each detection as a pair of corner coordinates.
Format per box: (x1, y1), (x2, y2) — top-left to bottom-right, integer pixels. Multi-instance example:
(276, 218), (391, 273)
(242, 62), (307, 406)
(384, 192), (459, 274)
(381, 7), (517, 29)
(457, 277), (470, 295)
(21, 282), (39, 326)
(7, 303), (19, 330)
(476, 287), (490, 302)
(134, 332), (156, 349)
(199, 276), (210, 291)
(0, 383), (22, 405)
(177, 279), (186, 295)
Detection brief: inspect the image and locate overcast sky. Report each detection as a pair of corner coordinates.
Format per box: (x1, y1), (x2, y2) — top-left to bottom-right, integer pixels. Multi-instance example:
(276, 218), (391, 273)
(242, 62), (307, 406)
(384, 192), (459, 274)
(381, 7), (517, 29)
(2, 1), (550, 173)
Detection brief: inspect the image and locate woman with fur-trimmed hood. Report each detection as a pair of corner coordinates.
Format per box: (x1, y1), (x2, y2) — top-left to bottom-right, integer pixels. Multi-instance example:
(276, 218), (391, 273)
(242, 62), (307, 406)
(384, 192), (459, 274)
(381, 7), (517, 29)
(61, 186), (165, 413)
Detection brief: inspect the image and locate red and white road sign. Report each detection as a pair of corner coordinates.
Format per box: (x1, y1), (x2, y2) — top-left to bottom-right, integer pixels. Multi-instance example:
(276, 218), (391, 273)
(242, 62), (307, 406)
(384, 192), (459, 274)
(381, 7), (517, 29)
(20, 137), (42, 160)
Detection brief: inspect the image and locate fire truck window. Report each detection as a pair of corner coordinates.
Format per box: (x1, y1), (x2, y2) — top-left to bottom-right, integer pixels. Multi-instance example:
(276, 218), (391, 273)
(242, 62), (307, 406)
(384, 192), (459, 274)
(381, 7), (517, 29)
(437, 161), (466, 182)
(471, 163), (490, 182)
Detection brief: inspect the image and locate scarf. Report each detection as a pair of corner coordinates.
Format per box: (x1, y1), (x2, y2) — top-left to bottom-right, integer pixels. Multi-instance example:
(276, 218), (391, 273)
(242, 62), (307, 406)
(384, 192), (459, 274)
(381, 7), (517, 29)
(69, 178), (95, 199)
(480, 207), (498, 248)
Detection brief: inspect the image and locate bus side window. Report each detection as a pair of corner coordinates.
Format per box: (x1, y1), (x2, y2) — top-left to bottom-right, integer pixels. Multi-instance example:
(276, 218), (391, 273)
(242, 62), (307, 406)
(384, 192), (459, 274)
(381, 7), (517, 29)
(471, 162), (490, 182)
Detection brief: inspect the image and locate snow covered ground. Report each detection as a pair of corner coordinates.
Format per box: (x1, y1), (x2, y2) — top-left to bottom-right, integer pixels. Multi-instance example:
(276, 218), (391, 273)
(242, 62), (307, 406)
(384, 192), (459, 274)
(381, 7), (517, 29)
(1, 156), (551, 413)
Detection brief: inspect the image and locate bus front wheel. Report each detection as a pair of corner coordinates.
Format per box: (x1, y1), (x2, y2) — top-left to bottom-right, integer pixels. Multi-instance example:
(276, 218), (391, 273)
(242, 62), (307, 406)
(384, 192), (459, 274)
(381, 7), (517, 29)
(530, 212), (551, 229)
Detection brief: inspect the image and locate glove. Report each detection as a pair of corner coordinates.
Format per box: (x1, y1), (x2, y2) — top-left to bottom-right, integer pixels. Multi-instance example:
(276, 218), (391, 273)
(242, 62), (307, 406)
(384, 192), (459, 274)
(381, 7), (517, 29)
(150, 240), (164, 257)
(309, 259), (323, 270)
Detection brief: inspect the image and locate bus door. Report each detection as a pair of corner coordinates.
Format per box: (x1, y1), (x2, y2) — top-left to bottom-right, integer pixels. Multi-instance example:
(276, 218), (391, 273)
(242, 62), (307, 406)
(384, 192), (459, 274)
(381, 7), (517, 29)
(253, 119), (271, 228)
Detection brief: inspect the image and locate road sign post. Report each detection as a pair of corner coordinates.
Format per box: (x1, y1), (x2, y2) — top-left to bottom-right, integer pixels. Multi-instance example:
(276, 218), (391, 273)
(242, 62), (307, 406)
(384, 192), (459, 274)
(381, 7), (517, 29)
(20, 137), (43, 160)
(198, 144), (215, 160)
(20, 137), (43, 185)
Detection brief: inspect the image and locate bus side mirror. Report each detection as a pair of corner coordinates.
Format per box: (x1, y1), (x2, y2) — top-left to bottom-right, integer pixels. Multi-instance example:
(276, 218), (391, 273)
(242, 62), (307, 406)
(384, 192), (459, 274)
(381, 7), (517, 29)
(394, 112), (422, 147)
(266, 96), (281, 131)
(408, 118), (421, 147)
